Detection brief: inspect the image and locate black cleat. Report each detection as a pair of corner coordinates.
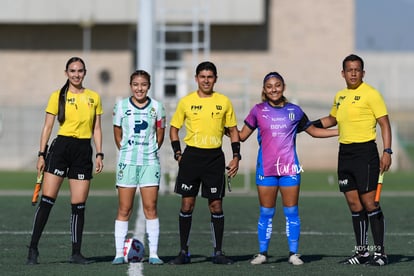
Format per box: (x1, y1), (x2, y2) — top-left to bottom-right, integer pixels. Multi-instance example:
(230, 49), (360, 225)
(369, 253), (388, 266)
(341, 252), (370, 265)
(69, 253), (94, 264)
(26, 247), (39, 265)
(212, 251), (234, 265)
(169, 250), (191, 265)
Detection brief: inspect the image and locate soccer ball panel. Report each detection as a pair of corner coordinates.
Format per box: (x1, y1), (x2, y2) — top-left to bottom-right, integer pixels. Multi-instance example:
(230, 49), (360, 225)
(123, 238), (145, 263)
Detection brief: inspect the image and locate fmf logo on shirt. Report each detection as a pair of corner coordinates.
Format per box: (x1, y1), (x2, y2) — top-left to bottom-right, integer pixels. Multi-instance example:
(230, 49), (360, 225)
(191, 105), (202, 111)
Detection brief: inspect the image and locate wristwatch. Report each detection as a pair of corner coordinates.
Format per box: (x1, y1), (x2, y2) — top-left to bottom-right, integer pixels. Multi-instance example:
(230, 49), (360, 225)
(96, 152), (105, 159)
(383, 148), (393, 155)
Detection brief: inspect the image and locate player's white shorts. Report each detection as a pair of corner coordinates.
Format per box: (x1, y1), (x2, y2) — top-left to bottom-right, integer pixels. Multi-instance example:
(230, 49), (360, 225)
(116, 163), (161, 188)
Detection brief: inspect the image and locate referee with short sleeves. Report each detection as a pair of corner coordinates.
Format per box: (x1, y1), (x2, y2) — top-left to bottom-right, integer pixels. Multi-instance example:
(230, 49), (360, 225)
(169, 61), (240, 265)
(315, 54), (392, 266)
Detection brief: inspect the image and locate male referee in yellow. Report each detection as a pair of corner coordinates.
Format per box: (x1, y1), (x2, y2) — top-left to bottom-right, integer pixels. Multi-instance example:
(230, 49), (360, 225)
(314, 54), (392, 266)
(169, 61), (240, 265)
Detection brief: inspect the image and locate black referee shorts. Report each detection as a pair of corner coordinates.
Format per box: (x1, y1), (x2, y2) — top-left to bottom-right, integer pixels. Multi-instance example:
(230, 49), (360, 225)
(175, 146), (226, 199)
(45, 135), (93, 180)
(337, 141), (380, 194)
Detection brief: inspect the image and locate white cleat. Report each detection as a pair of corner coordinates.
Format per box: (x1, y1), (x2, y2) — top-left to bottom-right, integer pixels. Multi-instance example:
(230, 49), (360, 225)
(250, 253), (267, 265)
(288, 254), (304, 265)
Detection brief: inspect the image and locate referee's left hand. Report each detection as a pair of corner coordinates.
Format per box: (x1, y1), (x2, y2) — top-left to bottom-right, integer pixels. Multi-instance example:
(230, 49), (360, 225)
(380, 153), (391, 172)
(226, 158), (239, 178)
(95, 159), (104, 173)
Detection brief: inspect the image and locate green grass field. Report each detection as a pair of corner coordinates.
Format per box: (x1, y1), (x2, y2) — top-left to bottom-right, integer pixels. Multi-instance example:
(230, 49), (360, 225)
(1, 170), (413, 275)
(2, 170), (414, 192)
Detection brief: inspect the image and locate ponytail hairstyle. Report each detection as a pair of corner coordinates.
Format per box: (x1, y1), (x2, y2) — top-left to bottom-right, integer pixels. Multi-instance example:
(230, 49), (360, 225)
(57, 80), (69, 124)
(57, 57), (86, 124)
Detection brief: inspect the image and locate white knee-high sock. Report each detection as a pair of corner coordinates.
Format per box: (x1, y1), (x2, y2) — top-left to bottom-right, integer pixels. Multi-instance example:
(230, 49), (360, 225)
(146, 218), (160, 258)
(114, 220), (128, 257)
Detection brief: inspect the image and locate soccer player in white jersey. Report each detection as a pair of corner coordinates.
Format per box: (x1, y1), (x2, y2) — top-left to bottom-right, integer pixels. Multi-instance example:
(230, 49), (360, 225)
(112, 70), (166, 265)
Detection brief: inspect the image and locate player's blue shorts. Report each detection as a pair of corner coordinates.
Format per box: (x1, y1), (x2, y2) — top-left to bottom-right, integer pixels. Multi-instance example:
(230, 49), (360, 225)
(256, 165), (301, 187)
(116, 163), (161, 188)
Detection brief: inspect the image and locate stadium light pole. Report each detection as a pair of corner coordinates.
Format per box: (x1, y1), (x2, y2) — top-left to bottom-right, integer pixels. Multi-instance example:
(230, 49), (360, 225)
(135, 0), (159, 240)
(137, 0), (155, 84)
(80, 16), (94, 63)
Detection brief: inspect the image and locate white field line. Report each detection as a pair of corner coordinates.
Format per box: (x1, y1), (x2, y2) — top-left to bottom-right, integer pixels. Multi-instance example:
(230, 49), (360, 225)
(3, 230), (414, 236)
(128, 193), (145, 276)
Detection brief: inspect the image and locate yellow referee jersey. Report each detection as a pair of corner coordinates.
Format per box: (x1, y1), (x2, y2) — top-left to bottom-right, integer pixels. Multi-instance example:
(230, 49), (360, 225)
(330, 82), (387, 144)
(170, 91), (237, 149)
(46, 89), (103, 139)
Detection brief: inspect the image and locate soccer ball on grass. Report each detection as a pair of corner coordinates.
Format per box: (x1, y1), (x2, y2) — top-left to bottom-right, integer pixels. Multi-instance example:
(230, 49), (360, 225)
(123, 238), (145, 263)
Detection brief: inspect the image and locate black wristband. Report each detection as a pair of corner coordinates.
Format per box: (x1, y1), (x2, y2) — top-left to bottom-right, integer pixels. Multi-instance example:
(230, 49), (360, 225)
(231, 142), (241, 160)
(171, 140), (181, 153)
(171, 140), (182, 160)
(96, 152), (104, 159)
(312, 119), (324, 128)
(231, 142), (240, 154)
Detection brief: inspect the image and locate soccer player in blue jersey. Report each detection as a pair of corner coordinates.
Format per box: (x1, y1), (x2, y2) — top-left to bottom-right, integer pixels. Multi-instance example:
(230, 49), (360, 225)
(112, 70), (166, 265)
(238, 72), (338, 265)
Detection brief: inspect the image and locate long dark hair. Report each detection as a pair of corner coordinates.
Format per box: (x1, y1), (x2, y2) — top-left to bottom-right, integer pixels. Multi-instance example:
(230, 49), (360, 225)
(58, 57), (86, 124)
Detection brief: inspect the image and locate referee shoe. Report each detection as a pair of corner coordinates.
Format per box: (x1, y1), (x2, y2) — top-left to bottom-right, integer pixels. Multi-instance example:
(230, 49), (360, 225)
(369, 253), (388, 266)
(26, 247), (39, 265)
(169, 250), (190, 265)
(341, 252), (370, 265)
(212, 251), (234, 265)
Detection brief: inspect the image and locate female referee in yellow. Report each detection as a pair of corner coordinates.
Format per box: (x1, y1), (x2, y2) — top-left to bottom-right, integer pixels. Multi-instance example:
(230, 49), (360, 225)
(27, 57), (104, 265)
